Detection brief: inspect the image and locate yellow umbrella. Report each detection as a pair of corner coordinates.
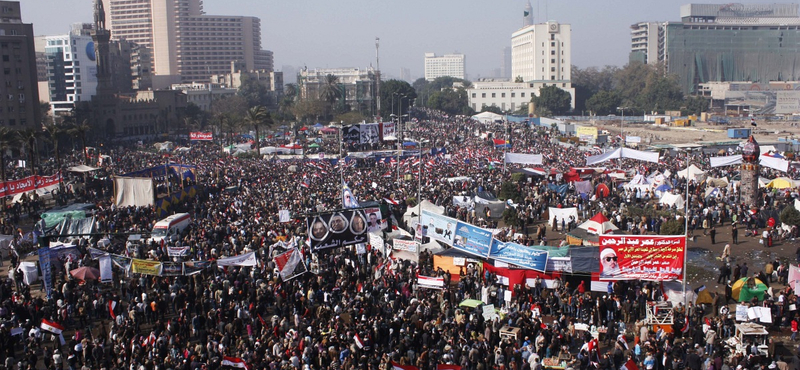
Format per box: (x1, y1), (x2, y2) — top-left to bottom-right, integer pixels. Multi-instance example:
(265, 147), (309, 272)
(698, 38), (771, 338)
(731, 277), (764, 301)
(767, 177), (793, 189)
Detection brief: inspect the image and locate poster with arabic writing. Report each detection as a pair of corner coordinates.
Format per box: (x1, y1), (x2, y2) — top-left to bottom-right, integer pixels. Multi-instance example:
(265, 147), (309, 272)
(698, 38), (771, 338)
(598, 235), (685, 281)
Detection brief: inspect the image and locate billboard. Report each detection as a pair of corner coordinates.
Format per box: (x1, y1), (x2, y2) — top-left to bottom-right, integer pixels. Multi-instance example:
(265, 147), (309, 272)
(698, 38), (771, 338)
(190, 132), (213, 141)
(453, 222), (493, 258)
(488, 240), (549, 272)
(306, 209), (369, 251)
(381, 122), (396, 140)
(420, 210), (457, 245)
(576, 126), (598, 139)
(776, 91), (800, 114)
(598, 235), (685, 281)
(342, 124), (381, 146)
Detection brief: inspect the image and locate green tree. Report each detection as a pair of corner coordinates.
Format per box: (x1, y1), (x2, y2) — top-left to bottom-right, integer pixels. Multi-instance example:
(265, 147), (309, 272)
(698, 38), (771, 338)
(585, 90), (621, 116)
(682, 96), (710, 116)
(572, 65), (618, 113)
(412, 76), (469, 109)
(280, 83), (299, 115)
(16, 128), (39, 175)
(614, 62), (653, 109)
(780, 205), (800, 227)
(69, 120), (90, 165)
(532, 85), (571, 116)
(427, 88), (473, 116)
(334, 111), (369, 125)
(498, 181), (520, 201)
(320, 74), (343, 115)
(237, 75), (269, 108)
(660, 218), (685, 235)
(292, 99), (327, 124)
(380, 79), (417, 118)
(481, 105), (504, 114)
(0, 127), (14, 182)
(43, 123), (65, 174)
(244, 106), (270, 147)
(514, 76), (524, 83)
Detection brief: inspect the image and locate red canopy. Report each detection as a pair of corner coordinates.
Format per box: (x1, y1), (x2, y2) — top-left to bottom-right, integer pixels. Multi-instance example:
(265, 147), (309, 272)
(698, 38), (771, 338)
(595, 183), (610, 198)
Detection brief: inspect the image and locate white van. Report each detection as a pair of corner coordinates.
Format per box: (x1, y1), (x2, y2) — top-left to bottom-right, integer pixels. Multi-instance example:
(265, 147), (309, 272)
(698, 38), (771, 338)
(150, 213), (191, 243)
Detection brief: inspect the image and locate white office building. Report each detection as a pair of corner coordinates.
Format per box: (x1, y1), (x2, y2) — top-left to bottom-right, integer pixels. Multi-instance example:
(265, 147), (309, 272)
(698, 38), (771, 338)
(511, 21), (571, 84)
(424, 53), (465, 81)
(466, 79), (575, 113)
(629, 21), (666, 65)
(44, 32), (98, 114)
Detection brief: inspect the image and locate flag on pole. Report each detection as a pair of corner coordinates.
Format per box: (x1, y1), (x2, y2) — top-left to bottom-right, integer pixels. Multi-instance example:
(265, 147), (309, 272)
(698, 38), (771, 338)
(274, 248), (306, 281)
(383, 197), (399, 205)
(391, 362), (420, 370)
(108, 301), (117, 319)
(222, 356), (249, 370)
(354, 333), (366, 349)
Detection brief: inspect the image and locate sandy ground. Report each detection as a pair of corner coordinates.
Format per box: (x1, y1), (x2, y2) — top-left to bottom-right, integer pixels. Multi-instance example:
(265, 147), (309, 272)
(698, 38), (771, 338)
(596, 118), (799, 145)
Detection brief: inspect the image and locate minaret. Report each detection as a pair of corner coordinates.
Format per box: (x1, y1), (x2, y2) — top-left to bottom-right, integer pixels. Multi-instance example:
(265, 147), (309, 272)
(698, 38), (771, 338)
(523, 1), (534, 27)
(92, 0), (114, 97)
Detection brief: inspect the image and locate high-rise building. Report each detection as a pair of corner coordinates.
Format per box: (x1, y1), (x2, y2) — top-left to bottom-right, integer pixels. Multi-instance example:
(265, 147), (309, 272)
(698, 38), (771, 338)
(632, 3), (800, 93)
(629, 22), (666, 65)
(424, 53), (465, 81)
(511, 21), (571, 84)
(44, 31), (99, 114)
(501, 46), (512, 79)
(102, 0), (273, 86)
(0, 1), (40, 128)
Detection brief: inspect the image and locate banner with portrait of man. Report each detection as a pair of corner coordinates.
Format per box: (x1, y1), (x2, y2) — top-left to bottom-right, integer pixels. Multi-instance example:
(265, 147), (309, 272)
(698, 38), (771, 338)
(307, 209), (369, 251)
(363, 207), (386, 233)
(598, 235), (685, 281)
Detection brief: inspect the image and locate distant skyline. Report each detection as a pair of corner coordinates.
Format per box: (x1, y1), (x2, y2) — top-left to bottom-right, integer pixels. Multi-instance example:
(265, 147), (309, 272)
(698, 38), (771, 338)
(22, 0), (787, 81)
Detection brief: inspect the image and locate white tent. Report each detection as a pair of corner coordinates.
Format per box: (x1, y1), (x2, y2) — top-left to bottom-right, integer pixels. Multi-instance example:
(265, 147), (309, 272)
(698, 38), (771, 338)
(677, 164), (706, 181)
(403, 200), (445, 227)
(663, 281), (697, 305)
(660, 193), (685, 209)
(547, 207), (578, 227)
(471, 111), (504, 124)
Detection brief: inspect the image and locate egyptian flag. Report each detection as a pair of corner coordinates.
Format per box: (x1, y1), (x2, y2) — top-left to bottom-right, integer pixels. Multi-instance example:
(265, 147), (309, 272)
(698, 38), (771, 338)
(391, 362), (419, 370)
(681, 316), (690, 333)
(437, 365), (462, 370)
(222, 356), (249, 370)
(621, 359), (639, 370)
(383, 197), (399, 205)
(354, 333), (366, 349)
(40, 319), (64, 335)
(108, 301), (117, 319)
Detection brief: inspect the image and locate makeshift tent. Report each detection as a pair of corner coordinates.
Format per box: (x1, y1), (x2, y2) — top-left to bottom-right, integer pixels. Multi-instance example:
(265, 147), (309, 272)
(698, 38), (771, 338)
(677, 164), (706, 181)
(434, 248), (482, 280)
(732, 277), (768, 302)
(17, 262), (38, 285)
(585, 147), (660, 165)
(70, 266), (101, 281)
(696, 288), (713, 305)
(660, 193), (685, 209)
(54, 216), (96, 242)
(574, 180), (593, 195)
(547, 207), (578, 227)
(705, 177), (729, 188)
(595, 183), (610, 198)
(767, 177), (794, 189)
(474, 193), (505, 219)
(154, 142), (173, 151)
(662, 281), (698, 305)
(504, 153), (542, 165)
(710, 154), (790, 172)
(578, 213), (618, 235)
(403, 200), (445, 227)
(471, 111), (504, 124)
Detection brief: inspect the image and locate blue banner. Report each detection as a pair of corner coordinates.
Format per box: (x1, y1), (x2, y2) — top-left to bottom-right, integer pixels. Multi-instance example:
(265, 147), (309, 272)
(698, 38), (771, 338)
(453, 222), (493, 257)
(38, 248), (52, 299)
(489, 240), (549, 272)
(420, 210), (457, 246)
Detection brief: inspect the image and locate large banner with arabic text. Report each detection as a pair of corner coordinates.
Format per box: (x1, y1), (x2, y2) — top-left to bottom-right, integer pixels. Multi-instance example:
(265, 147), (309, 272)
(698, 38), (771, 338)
(0, 173), (61, 198)
(489, 240), (548, 272)
(306, 209), (368, 251)
(598, 235), (685, 281)
(453, 222), (493, 258)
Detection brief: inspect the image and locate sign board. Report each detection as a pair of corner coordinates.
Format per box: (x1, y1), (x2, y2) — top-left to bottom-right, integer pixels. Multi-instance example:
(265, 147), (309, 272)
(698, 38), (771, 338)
(776, 91), (800, 114)
(598, 235), (685, 281)
(576, 126), (598, 139)
(189, 132), (213, 141)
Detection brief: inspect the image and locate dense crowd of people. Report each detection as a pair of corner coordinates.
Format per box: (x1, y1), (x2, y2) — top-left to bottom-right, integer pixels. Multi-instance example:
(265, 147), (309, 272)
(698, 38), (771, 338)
(0, 108), (799, 370)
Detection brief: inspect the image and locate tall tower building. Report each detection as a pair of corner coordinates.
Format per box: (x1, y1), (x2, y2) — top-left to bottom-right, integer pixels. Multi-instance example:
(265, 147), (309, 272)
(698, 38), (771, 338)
(102, 0), (272, 86)
(523, 1), (534, 27)
(0, 1), (40, 128)
(45, 28), (99, 114)
(629, 22), (666, 66)
(92, 0), (114, 99)
(424, 53), (466, 81)
(511, 21), (571, 84)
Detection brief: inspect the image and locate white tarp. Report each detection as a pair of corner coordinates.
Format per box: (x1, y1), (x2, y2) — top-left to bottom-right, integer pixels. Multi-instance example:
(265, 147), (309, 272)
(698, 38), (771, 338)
(67, 165), (100, 173)
(547, 207), (578, 227)
(660, 193), (685, 209)
(216, 252), (258, 267)
(114, 177), (154, 208)
(471, 111), (504, 124)
(677, 164), (706, 181)
(710, 154), (790, 172)
(18, 262), (38, 285)
(504, 153), (543, 165)
(585, 148), (659, 166)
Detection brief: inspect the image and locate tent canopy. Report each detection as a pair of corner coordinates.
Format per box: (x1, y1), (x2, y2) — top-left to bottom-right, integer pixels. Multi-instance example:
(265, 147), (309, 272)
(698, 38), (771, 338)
(732, 277), (767, 302)
(67, 165), (100, 173)
(471, 111), (504, 124)
(578, 213), (618, 235)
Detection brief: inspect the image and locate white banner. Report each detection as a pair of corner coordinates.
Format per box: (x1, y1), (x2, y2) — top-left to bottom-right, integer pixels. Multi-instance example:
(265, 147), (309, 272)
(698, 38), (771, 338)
(216, 252), (258, 267)
(417, 275), (444, 290)
(709, 154), (790, 172)
(167, 246), (190, 257)
(625, 136), (641, 144)
(99, 255), (113, 283)
(586, 148), (659, 166)
(504, 153), (543, 165)
(279, 210), (291, 223)
(393, 239), (418, 253)
(710, 155), (742, 168)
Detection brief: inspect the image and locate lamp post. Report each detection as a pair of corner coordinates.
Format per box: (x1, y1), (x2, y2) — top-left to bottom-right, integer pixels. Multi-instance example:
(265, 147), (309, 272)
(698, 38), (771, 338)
(617, 106), (629, 146)
(682, 148), (694, 307)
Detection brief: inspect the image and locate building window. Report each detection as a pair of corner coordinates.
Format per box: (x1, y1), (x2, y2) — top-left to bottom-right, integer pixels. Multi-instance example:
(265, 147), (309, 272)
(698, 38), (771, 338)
(501, 93), (505, 98)
(491, 93), (496, 98)
(551, 50), (555, 55)
(511, 93), (515, 98)
(551, 59), (555, 63)
(521, 93), (525, 97)
(481, 93), (486, 98)
(472, 93), (476, 98)
(551, 67), (555, 72)
(551, 76), (555, 80)
(551, 42), (555, 47)
(8, 119), (14, 126)
(551, 34), (555, 40)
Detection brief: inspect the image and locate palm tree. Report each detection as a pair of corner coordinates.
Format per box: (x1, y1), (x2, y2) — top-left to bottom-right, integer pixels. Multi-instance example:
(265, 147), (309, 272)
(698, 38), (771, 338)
(16, 128), (39, 176)
(43, 123), (65, 174)
(0, 127), (14, 183)
(69, 120), (90, 165)
(319, 74), (343, 114)
(244, 106), (267, 150)
(182, 117), (194, 135)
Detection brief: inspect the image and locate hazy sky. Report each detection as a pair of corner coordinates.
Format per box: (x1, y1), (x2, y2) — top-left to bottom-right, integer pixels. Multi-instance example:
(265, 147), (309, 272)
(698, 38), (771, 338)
(23, 0), (785, 81)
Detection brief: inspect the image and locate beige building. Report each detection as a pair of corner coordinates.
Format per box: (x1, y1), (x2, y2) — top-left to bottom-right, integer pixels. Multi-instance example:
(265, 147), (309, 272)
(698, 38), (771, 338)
(102, 0), (272, 86)
(0, 1), (40, 129)
(298, 67), (376, 113)
(171, 82), (236, 111)
(210, 61), (283, 109)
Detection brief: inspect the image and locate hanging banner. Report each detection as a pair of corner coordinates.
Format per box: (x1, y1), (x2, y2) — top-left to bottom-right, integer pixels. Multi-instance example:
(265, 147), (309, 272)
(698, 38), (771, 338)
(381, 122), (396, 140)
(99, 255), (113, 282)
(488, 240), (549, 272)
(393, 239), (418, 253)
(183, 261), (210, 276)
(167, 246), (191, 257)
(189, 132), (213, 141)
(364, 206), (386, 233)
(38, 248), (52, 299)
(306, 209), (368, 251)
(453, 222), (493, 258)
(0, 173), (62, 198)
(111, 255), (132, 272)
(598, 235), (685, 281)
(279, 210), (291, 223)
(420, 210), (457, 246)
(161, 262), (183, 276)
(131, 259), (162, 275)
(216, 252), (258, 267)
(417, 275), (445, 290)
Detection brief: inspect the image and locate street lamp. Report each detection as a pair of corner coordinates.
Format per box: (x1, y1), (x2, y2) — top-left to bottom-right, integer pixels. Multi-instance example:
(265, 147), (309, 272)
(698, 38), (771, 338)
(616, 106), (629, 145)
